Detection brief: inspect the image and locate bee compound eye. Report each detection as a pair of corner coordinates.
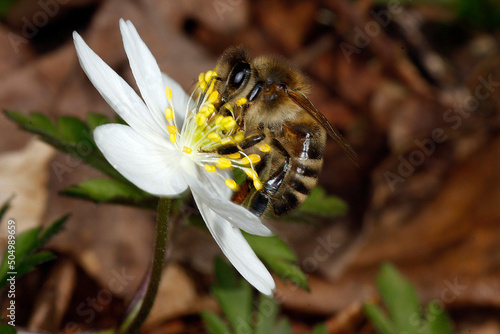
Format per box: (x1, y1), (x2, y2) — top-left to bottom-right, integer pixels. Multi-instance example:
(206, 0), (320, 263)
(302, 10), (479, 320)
(228, 62), (251, 90)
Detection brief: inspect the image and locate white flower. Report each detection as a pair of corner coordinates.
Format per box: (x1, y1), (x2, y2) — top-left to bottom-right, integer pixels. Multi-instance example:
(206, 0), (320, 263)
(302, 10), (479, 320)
(73, 19), (275, 295)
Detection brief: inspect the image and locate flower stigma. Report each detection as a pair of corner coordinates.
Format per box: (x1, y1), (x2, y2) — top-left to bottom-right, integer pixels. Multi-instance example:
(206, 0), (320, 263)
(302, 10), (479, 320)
(163, 70), (267, 192)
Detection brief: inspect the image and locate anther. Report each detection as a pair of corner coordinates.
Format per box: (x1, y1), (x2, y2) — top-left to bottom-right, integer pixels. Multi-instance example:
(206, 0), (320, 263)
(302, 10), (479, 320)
(233, 132), (245, 143)
(244, 169), (255, 179)
(222, 102), (233, 114)
(164, 107), (173, 121)
(199, 81), (207, 91)
(220, 137), (233, 145)
(167, 125), (177, 134)
(208, 132), (221, 142)
(208, 91), (219, 104)
(236, 97), (247, 106)
(183, 146), (192, 154)
(226, 152), (241, 159)
(204, 164), (216, 172)
(225, 179), (239, 191)
(205, 70), (215, 83)
(215, 115), (224, 125)
(258, 143), (271, 153)
(221, 116), (236, 130)
(216, 158), (232, 169)
(207, 80), (215, 94)
(200, 104), (215, 117)
(195, 113), (207, 126)
(198, 72), (205, 84)
(241, 154), (261, 165)
(169, 133), (176, 143)
(253, 179), (263, 191)
(165, 86), (172, 101)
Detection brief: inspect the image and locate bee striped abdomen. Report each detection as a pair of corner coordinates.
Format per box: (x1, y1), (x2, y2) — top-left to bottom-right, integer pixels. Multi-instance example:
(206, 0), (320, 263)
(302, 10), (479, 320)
(248, 122), (326, 217)
(271, 157), (323, 216)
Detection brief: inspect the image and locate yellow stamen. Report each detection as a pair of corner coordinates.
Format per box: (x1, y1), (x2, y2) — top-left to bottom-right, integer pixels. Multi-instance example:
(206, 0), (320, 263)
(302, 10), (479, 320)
(169, 133), (176, 143)
(196, 113), (207, 126)
(199, 80), (207, 91)
(164, 107), (173, 121)
(220, 137), (233, 145)
(204, 164), (216, 172)
(215, 115), (224, 125)
(208, 91), (219, 104)
(221, 116), (236, 130)
(198, 72), (205, 84)
(236, 97), (247, 106)
(208, 132), (221, 142)
(225, 179), (239, 191)
(205, 70), (216, 83)
(165, 86), (172, 101)
(201, 104), (215, 117)
(258, 143), (271, 153)
(233, 132), (245, 143)
(183, 146), (192, 154)
(241, 154), (261, 165)
(167, 125), (177, 134)
(226, 152), (241, 159)
(222, 102), (233, 114)
(253, 179), (263, 191)
(216, 158), (232, 169)
(245, 168), (255, 179)
(207, 80), (215, 95)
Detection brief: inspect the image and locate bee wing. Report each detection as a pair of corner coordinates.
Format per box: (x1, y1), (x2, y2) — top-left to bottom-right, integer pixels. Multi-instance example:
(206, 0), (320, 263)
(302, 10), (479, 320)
(285, 88), (359, 166)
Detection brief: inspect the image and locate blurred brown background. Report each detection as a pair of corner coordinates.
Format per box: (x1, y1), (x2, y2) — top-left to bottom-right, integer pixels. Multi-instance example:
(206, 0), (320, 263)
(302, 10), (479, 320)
(1, 0), (500, 333)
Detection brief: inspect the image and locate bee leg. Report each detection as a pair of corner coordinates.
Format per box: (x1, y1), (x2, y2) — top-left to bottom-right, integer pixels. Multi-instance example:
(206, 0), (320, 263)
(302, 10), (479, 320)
(217, 133), (266, 155)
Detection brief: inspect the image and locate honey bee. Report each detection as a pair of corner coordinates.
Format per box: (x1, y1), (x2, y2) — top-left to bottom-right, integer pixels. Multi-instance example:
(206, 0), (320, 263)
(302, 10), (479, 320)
(210, 47), (358, 218)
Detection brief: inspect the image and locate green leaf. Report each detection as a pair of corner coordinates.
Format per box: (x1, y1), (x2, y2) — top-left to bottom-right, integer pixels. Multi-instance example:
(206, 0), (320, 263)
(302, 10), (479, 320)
(298, 187), (347, 217)
(0, 227), (41, 286)
(423, 301), (454, 334)
(273, 318), (293, 334)
(22, 251), (56, 269)
(31, 113), (58, 136)
(13, 251), (55, 279)
(201, 311), (231, 334)
(255, 294), (279, 334)
(364, 303), (397, 334)
(38, 215), (69, 246)
(244, 233), (308, 290)
(244, 234), (296, 263)
(214, 257), (239, 289)
(0, 197), (13, 221)
(4, 110), (128, 184)
(376, 263), (420, 333)
(62, 178), (157, 209)
(285, 187), (347, 223)
(87, 113), (111, 130)
(0, 215), (67, 287)
(0, 324), (16, 334)
(212, 280), (253, 333)
(11, 227), (42, 260)
(57, 116), (92, 144)
(267, 260), (308, 291)
(311, 323), (329, 334)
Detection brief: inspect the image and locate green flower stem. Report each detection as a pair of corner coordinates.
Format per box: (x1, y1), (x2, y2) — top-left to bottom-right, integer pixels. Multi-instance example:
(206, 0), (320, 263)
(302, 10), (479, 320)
(120, 197), (172, 334)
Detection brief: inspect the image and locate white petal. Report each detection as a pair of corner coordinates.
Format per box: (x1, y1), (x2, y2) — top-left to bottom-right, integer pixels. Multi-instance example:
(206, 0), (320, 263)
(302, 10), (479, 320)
(189, 176), (272, 236)
(120, 20), (178, 133)
(93, 124), (188, 196)
(73, 32), (166, 139)
(194, 195), (275, 295)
